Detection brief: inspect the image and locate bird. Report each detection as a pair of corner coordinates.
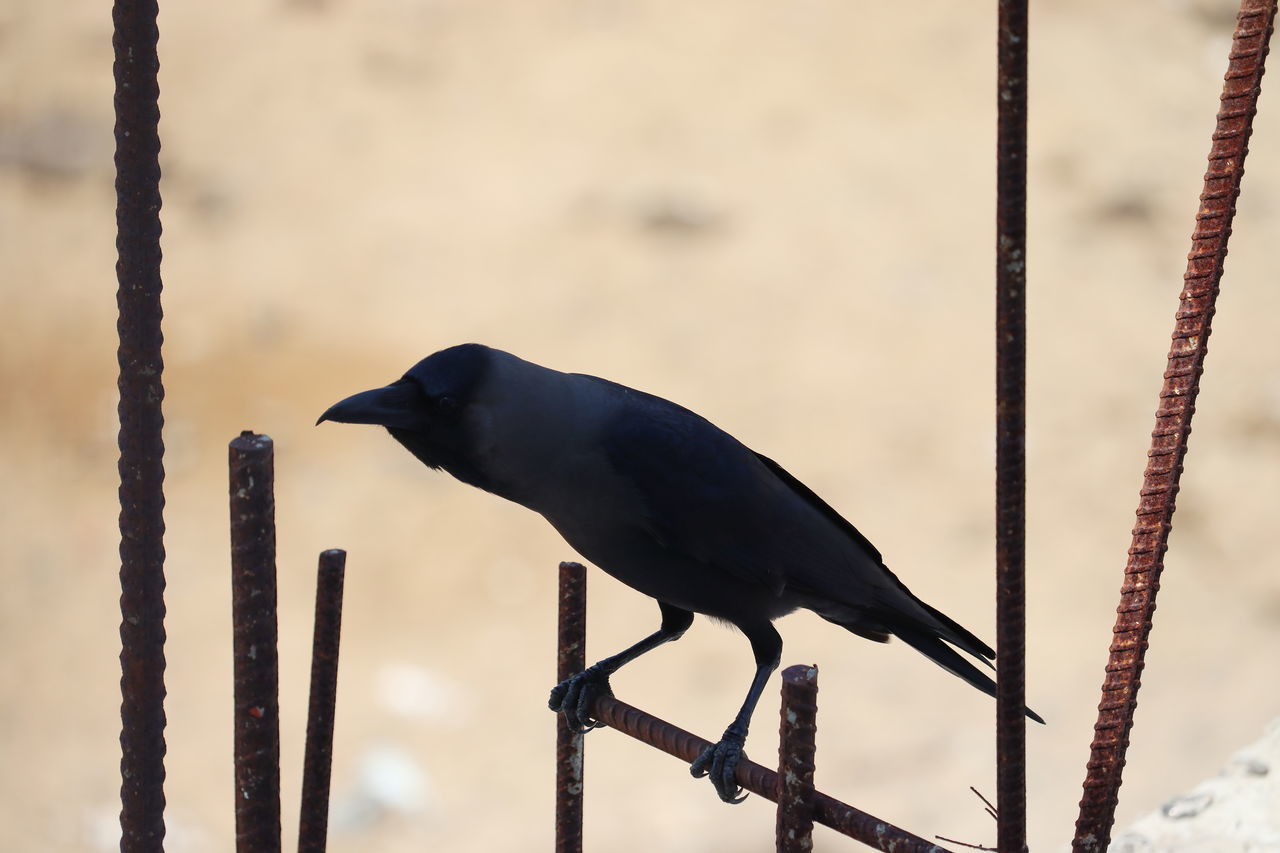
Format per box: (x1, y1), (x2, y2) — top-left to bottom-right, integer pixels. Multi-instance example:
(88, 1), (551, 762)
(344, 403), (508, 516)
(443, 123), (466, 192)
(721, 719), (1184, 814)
(318, 343), (1043, 803)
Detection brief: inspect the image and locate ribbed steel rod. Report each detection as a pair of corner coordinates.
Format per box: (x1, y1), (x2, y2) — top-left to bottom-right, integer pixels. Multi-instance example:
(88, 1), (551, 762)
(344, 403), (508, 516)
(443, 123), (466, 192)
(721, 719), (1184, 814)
(555, 561), (588, 853)
(1072, 3), (1276, 851)
(995, 0), (1030, 850)
(298, 549), (347, 853)
(775, 665), (818, 853)
(114, 0), (168, 847)
(229, 432), (283, 853)
(593, 696), (951, 853)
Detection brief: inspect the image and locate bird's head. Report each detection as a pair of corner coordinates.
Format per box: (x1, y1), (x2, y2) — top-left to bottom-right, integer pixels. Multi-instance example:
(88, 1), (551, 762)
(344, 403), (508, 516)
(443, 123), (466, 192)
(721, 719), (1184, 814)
(317, 343), (495, 480)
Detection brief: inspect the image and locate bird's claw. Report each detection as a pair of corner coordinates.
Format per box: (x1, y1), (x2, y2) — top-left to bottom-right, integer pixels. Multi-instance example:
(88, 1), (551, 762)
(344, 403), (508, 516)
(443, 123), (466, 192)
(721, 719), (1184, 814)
(690, 728), (748, 803)
(548, 664), (613, 733)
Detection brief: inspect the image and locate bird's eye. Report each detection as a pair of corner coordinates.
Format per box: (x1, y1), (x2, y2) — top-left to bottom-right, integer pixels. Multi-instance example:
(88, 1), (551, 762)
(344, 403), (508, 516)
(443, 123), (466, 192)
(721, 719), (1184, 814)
(436, 395), (458, 415)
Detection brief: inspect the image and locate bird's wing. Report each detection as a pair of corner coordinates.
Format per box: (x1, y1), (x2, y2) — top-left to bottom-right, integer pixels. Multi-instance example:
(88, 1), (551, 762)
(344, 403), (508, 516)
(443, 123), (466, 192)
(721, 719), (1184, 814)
(594, 385), (792, 595)
(588, 378), (989, 651)
(749, 451), (883, 564)
(753, 452), (996, 661)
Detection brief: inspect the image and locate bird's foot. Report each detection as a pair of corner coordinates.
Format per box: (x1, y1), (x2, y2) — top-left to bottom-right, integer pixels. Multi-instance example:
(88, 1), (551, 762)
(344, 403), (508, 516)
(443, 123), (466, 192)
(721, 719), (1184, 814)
(548, 664), (613, 733)
(690, 725), (748, 803)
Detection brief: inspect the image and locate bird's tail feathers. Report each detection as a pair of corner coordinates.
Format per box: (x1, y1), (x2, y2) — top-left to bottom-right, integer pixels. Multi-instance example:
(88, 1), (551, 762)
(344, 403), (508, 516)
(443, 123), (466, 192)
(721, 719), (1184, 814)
(802, 591), (1044, 724)
(867, 618), (1045, 725)
(912, 598), (995, 665)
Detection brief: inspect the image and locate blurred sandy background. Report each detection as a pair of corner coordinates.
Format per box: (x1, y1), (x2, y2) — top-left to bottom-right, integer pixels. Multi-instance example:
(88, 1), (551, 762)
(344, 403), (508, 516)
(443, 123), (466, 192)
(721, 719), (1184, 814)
(3, 0), (1279, 850)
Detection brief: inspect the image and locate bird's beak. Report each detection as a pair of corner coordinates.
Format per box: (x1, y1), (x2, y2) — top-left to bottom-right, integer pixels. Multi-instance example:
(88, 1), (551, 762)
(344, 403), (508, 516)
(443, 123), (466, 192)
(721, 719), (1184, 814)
(316, 381), (427, 429)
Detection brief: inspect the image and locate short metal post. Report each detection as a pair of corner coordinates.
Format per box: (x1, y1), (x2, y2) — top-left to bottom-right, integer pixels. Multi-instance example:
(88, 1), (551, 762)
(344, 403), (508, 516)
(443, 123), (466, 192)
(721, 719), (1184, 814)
(298, 549), (347, 853)
(555, 561), (588, 853)
(229, 431), (282, 853)
(776, 665), (818, 852)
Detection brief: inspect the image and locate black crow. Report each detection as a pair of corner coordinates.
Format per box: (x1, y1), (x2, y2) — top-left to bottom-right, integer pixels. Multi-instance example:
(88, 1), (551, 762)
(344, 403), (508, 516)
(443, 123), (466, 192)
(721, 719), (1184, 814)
(319, 343), (1042, 802)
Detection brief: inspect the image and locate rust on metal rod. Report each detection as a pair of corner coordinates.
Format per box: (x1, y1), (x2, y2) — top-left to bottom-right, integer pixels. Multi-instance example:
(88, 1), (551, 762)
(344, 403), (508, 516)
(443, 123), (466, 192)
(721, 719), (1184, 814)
(555, 561), (588, 853)
(776, 665), (818, 853)
(995, 1), (1031, 851)
(1072, 3), (1277, 851)
(298, 549), (348, 853)
(593, 696), (952, 853)
(230, 431), (283, 853)
(113, 0), (168, 848)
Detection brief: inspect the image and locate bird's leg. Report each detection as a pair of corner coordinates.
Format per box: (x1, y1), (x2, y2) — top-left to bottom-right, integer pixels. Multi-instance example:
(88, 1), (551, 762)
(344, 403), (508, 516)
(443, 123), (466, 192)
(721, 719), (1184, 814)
(549, 602), (694, 733)
(690, 623), (781, 803)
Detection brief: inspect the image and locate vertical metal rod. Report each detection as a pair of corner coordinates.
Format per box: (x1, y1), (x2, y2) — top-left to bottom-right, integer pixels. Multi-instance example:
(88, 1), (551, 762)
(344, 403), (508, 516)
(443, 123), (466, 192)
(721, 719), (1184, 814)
(298, 549), (347, 853)
(995, 1), (1030, 851)
(1072, 3), (1276, 851)
(776, 665), (818, 853)
(230, 432), (282, 853)
(113, 0), (167, 848)
(555, 561), (588, 853)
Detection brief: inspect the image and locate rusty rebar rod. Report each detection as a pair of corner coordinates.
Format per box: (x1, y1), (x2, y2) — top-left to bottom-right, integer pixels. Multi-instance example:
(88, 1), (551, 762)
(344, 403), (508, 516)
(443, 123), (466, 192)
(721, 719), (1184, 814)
(555, 561), (588, 853)
(1072, 3), (1276, 851)
(995, 1), (1030, 851)
(776, 665), (818, 853)
(593, 696), (951, 853)
(230, 432), (283, 853)
(298, 549), (347, 853)
(114, 0), (167, 848)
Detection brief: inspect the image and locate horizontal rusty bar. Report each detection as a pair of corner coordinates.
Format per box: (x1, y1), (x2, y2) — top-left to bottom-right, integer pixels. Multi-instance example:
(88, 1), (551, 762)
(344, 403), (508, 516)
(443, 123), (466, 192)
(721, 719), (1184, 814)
(594, 696), (952, 853)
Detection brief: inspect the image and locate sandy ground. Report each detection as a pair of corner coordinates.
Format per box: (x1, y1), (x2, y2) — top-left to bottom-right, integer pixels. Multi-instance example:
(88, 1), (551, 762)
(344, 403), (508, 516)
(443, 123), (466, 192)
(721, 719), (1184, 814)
(2, 1), (1279, 850)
